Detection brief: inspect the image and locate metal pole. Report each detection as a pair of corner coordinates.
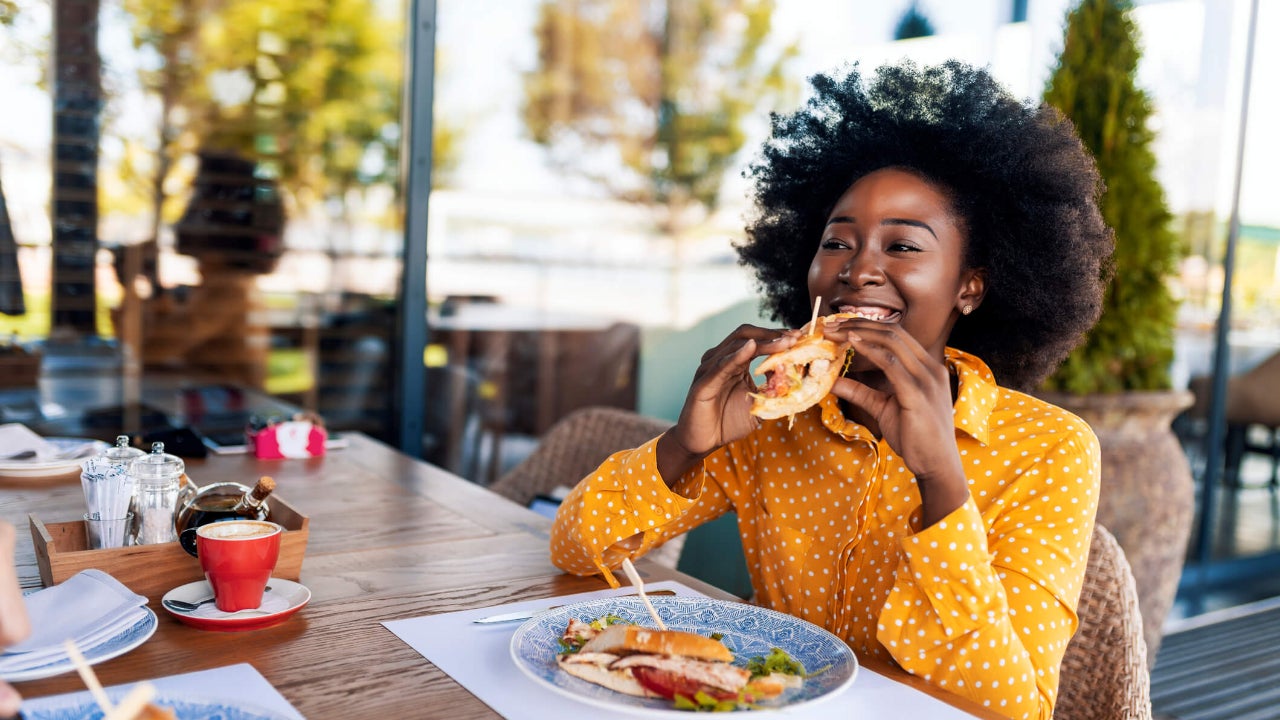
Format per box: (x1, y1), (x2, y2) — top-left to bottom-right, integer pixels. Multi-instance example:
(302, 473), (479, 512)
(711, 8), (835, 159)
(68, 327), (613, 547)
(1194, 0), (1261, 577)
(394, 0), (437, 455)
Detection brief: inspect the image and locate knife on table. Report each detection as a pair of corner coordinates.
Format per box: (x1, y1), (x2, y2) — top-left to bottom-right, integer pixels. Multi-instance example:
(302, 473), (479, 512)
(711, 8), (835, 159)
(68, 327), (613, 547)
(473, 589), (678, 624)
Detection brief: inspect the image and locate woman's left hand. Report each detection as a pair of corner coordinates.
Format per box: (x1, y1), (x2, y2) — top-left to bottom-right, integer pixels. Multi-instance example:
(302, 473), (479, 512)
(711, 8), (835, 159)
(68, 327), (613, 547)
(825, 321), (969, 524)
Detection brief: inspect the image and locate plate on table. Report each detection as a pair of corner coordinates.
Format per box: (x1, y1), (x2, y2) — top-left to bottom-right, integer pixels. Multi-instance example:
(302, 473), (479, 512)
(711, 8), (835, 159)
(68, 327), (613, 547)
(0, 607), (157, 682)
(510, 596), (857, 714)
(0, 437), (109, 480)
(22, 693), (294, 720)
(162, 578), (310, 632)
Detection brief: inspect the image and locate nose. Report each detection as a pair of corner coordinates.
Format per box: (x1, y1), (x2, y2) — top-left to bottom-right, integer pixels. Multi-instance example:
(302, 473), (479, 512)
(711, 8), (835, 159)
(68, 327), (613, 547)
(837, 248), (885, 287)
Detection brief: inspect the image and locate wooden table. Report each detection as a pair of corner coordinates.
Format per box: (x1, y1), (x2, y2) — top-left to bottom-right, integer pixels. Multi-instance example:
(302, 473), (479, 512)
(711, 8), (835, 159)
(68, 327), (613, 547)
(1, 433), (1001, 719)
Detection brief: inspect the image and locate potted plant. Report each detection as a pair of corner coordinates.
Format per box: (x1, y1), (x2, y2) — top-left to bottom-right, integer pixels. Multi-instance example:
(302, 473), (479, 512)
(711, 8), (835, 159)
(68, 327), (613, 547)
(1038, 0), (1192, 664)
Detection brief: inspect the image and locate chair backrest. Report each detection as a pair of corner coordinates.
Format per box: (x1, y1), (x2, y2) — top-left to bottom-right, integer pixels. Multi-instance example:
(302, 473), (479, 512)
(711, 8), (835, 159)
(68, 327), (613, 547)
(1055, 524), (1152, 720)
(490, 406), (673, 508)
(489, 406), (682, 567)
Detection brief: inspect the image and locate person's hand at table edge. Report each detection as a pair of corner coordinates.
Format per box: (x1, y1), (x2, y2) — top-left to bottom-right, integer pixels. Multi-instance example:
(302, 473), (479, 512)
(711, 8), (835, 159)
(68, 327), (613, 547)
(0, 520), (32, 718)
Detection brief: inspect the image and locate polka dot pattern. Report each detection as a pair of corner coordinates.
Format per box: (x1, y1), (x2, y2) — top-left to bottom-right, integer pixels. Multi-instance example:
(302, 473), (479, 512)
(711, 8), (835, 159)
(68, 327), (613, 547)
(549, 348), (1100, 720)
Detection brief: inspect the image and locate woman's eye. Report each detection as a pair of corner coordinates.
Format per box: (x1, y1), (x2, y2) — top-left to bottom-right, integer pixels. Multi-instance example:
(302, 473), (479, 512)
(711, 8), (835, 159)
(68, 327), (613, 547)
(820, 237), (848, 250)
(889, 240), (922, 252)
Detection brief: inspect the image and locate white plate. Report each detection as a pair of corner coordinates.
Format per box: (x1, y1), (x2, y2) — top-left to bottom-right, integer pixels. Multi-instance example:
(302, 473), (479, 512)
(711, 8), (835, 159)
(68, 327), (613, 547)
(0, 607), (157, 682)
(0, 437), (109, 478)
(22, 692), (293, 720)
(510, 596), (858, 714)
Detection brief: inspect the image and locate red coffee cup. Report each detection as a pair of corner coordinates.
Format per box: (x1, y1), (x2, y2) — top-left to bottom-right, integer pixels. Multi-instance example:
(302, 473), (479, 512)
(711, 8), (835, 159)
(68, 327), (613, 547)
(192, 520), (282, 612)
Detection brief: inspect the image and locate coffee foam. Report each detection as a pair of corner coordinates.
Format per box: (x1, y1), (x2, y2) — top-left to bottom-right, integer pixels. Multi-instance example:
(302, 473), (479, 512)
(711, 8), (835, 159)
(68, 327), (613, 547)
(198, 520), (279, 540)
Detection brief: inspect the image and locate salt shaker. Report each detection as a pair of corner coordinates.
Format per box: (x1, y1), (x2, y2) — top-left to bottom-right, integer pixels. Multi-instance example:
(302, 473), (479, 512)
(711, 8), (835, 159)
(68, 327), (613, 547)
(104, 436), (145, 517)
(130, 441), (185, 545)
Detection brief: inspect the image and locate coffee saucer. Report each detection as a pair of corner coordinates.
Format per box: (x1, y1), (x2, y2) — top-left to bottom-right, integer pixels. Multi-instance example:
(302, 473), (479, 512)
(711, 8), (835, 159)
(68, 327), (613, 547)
(161, 578), (310, 632)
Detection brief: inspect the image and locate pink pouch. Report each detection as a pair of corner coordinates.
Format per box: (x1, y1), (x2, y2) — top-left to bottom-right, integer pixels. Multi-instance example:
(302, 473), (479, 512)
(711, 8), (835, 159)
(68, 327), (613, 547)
(249, 419), (328, 459)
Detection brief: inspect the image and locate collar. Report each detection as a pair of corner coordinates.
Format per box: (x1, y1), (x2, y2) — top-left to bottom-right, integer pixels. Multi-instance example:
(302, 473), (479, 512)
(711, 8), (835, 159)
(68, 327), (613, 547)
(817, 347), (998, 445)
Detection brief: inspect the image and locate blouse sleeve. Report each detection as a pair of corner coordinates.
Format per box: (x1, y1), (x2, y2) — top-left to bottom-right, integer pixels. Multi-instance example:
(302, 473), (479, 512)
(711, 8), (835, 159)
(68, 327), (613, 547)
(548, 437), (736, 587)
(876, 430), (1101, 720)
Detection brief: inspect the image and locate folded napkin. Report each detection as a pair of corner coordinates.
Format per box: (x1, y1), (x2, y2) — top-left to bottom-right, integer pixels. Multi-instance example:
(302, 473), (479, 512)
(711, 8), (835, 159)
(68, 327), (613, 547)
(0, 423), (61, 461)
(0, 570), (148, 675)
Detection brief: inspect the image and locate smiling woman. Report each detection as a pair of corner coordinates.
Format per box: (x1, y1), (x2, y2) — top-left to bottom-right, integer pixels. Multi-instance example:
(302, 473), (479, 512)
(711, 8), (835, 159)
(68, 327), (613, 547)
(548, 59), (1115, 720)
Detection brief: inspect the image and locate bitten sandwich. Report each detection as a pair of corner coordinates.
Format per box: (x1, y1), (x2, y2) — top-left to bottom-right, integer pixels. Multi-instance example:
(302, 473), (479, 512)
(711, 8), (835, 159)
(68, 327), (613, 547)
(749, 313), (858, 421)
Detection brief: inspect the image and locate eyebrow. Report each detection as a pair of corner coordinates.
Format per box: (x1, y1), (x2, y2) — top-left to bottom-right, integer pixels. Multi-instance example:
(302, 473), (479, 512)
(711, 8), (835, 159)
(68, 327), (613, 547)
(826, 216), (938, 240)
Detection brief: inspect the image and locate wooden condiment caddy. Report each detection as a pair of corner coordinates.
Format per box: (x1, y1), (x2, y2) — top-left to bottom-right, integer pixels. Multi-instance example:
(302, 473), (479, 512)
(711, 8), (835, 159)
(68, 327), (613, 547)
(29, 495), (309, 601)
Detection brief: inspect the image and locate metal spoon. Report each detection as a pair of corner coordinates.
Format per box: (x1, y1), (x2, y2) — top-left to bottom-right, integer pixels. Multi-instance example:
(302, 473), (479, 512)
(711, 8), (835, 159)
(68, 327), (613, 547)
(164, 585), (272, 612)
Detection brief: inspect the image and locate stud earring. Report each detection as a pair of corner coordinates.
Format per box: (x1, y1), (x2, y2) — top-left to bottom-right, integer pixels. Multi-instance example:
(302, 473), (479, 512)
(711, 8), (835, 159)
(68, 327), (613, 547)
(962, 304), (973, 315)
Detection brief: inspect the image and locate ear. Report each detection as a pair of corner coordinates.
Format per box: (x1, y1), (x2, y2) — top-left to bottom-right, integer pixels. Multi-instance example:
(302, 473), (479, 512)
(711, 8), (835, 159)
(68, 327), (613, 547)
(957, 268), (987, 316)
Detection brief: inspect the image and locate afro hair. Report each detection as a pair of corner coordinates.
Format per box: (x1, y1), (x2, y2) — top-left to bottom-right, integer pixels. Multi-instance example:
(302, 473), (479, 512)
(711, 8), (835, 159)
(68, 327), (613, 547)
(737, 60), (1114, 391)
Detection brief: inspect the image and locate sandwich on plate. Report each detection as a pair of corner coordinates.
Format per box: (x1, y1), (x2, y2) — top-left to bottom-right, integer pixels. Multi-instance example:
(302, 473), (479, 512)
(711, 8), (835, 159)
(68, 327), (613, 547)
(557, 618), (802, 709)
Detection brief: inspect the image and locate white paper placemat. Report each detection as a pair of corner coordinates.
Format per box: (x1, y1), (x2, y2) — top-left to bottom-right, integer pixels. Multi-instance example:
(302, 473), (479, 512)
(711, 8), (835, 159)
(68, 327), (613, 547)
(384, 580), (979, 719)
(19, 662), (305, 719)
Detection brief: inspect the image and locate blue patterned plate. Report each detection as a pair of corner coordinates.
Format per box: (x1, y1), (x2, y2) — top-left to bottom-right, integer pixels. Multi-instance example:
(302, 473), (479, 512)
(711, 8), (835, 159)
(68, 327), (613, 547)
(510, 596), (857, 714)
(0, 608), (157, 682)
(22, 694), (292, 720)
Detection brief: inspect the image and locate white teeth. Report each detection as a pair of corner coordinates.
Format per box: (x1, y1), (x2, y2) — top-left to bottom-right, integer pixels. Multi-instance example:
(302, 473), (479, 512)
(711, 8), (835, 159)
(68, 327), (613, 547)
(836, 306), (896, 322)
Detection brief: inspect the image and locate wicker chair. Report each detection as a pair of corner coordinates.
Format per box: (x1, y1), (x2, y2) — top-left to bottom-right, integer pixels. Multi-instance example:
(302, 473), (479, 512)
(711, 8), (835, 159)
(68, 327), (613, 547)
(1188, 350), (1280, 488)
(1056, 524), (1153, 720)
(489, 406), (684, 567)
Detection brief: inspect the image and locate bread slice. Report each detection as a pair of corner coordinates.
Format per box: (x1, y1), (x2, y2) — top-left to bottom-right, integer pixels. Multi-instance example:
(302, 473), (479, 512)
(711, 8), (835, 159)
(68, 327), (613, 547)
(578, 625), (733, 664)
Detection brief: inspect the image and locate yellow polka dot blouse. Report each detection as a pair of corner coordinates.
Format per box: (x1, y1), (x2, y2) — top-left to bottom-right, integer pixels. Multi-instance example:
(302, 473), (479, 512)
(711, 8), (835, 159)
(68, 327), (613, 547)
(550, 348), (1100, 719)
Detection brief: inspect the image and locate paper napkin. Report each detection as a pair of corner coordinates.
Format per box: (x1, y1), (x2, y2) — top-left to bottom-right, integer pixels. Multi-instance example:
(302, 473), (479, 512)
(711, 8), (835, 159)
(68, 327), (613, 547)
(0, 569), (148, 674)
(0, 423), (60, 460)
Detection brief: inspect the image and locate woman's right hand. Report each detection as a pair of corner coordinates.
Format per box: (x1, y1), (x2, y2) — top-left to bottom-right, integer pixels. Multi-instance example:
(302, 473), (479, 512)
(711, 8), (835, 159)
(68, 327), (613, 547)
(656, 324), (797, 483)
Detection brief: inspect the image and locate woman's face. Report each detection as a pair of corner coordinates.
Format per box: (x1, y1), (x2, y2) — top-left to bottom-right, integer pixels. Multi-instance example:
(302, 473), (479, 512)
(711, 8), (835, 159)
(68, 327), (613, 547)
(807, 167), (984, 366)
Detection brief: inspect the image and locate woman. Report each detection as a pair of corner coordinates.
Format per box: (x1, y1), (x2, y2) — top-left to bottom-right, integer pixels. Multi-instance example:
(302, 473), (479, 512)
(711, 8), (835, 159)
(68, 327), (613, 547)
(1, 520), (32, 718)
(550, 60), (1113, 719)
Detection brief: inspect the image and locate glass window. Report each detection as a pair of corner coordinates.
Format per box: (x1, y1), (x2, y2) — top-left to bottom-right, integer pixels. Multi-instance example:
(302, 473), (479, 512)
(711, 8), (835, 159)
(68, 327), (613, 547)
(0, 0), (408, 448)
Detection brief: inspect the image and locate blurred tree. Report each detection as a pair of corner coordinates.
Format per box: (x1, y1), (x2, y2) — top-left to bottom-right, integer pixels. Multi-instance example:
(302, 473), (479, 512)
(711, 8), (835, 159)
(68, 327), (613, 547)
(115, 0), (462, 242)
(894, 2), (935, 40)
(522, 0), (795, 237)
(1041, 0), (1179, 393)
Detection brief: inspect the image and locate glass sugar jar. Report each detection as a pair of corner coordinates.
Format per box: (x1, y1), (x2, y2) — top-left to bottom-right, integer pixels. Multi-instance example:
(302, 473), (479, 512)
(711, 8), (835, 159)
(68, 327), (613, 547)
(129, 442), (185, 545)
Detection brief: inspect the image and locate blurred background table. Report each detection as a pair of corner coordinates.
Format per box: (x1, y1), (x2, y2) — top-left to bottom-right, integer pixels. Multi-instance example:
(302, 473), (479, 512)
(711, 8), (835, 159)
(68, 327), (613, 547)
(0, 364), (301, 443)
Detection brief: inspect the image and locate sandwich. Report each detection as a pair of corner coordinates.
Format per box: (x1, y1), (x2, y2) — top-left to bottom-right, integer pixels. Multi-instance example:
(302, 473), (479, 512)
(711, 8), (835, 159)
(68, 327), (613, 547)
(749, 312), (858, 421)
(557, 620), (801, 707)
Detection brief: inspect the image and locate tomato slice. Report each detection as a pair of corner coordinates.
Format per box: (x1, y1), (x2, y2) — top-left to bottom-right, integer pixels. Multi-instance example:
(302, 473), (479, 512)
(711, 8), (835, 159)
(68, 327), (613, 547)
(630, 667), (737, 702)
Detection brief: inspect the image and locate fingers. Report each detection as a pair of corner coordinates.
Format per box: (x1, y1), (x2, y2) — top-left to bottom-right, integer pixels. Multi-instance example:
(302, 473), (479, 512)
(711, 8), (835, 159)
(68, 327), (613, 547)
(0, 522), (30, 648)
(695, 325), (795, 381)
(829, 375), (889, 416)
(838, 323), (951, 415)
